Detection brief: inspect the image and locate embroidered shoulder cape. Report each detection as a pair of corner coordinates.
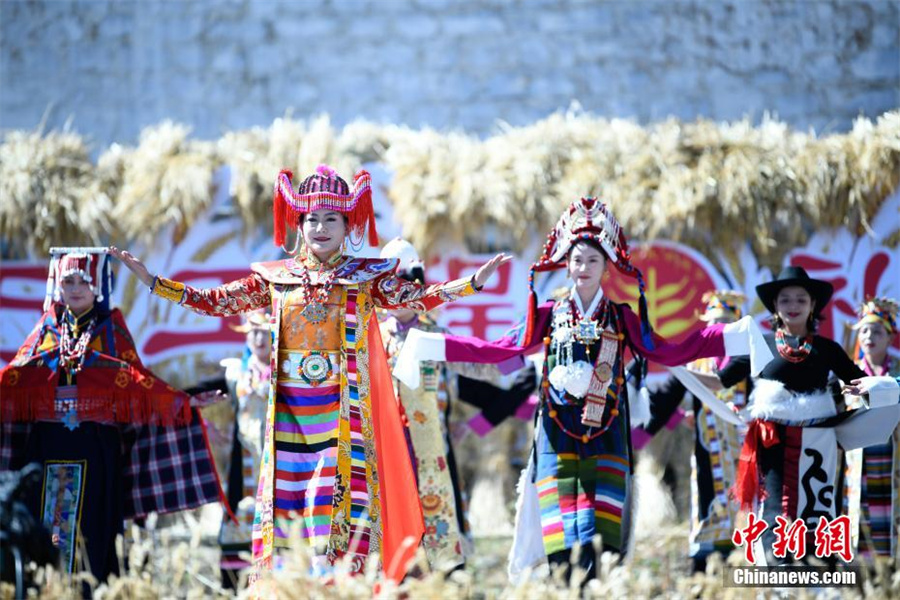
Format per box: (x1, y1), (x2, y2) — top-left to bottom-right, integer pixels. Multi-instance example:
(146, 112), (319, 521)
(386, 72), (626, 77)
(1, 307), (192, 425)
(0, 305), (223, 519)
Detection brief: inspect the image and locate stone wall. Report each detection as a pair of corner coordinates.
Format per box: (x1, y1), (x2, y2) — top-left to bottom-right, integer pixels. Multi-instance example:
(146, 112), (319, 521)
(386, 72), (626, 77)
(2, 0), (897, 146)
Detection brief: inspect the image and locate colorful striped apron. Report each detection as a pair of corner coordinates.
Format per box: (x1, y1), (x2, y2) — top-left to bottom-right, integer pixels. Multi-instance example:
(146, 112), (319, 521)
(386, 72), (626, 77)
(273, 351), (341, 550)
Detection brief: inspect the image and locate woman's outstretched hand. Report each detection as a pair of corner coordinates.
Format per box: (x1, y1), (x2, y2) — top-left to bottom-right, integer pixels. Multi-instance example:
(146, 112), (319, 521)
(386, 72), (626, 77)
(843, 378), (878, 397)
(473, 253), (514, 289)
(108, 247), (155, 288)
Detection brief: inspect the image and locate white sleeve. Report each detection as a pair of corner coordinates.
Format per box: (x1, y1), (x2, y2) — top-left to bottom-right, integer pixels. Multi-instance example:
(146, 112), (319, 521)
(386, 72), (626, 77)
(722, 316), (774, 376)
(391, 329), (447, 390)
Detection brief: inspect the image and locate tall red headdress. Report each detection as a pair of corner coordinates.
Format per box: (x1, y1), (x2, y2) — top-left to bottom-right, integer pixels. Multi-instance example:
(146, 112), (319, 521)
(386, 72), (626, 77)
(272, 164), (377, 252)
(523, 197), (655, 348)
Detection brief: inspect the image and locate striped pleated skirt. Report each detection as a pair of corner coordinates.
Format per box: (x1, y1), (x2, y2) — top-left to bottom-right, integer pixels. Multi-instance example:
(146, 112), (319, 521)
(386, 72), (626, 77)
(860, 441), (894, 556)
(273, 357), (341, 551)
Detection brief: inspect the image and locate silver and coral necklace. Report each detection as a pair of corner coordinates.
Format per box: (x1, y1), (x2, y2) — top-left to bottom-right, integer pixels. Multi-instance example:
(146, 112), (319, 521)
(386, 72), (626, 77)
(297, 267), (338, 324)
(59, 317), (95, 376)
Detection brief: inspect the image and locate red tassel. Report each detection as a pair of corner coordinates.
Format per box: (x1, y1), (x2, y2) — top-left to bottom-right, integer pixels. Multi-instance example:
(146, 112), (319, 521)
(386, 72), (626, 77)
(139, 391), (149, 423)
(523, 291), (538, 348)
(37, 395), (53, 420)
(273, 170), (293, 247)
(2, 389), (54, 422)
(364, 189), (378, 246)
(350, 170), (378, 247)
(731, 420), (779, 511)
(180, 397), (191, 425)
(273, 190), (286, 248)
(113, 392), (124, 422)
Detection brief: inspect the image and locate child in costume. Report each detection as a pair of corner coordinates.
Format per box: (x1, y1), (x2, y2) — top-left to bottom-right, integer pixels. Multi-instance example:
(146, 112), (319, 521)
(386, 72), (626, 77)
(842, 297), (900, 557)
(111, 165), (511, 582)
(641, 290), (750, 572)
(392, 197), (771, 581)
(714, 268), (900, 566)
(0, 249), (223, 584)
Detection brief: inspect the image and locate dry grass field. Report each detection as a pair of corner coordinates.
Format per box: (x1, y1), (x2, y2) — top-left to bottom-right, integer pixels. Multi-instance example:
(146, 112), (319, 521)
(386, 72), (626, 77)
(5, 466), (893, 599)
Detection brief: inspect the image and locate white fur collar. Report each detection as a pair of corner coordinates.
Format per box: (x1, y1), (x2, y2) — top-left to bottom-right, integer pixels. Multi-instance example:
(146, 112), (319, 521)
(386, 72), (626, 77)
(745, 379), (837, 423)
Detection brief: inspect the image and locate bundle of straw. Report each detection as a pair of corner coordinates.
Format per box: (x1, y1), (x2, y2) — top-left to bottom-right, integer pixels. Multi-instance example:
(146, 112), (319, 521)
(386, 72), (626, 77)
(110, 121), (218, 245)
(0, 128), (113, 257)
(3, 109), (897, 268)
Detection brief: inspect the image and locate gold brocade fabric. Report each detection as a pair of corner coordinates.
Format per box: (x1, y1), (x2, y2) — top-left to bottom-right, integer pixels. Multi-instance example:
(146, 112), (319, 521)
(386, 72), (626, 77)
(381, 316), (465, 570)
(279, 287), (343, 351)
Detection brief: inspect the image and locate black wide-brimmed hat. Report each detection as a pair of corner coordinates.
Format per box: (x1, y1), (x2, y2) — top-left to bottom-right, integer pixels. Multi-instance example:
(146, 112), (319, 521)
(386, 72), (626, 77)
(755, 266), (833, 315)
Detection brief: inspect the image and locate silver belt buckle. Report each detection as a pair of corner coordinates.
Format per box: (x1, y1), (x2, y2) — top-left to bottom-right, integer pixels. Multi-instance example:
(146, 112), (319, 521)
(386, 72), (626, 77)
(281, 353), (302, 376)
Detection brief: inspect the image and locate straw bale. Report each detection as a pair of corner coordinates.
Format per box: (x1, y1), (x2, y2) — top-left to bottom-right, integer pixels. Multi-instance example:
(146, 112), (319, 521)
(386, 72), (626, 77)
(110, 121), (217, 245)
(0, 128), (113, 257)
(3, 109), (897, 267)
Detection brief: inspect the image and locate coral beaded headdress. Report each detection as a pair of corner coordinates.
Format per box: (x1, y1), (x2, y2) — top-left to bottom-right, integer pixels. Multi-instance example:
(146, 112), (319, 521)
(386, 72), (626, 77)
(45, 247), (114, 312)
(524, 197), (654, 348)
(272, 164), (378, 252)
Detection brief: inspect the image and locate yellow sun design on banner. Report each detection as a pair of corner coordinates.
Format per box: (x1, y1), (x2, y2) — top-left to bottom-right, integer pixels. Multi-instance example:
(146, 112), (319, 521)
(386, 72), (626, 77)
(606, 244), (716, 342)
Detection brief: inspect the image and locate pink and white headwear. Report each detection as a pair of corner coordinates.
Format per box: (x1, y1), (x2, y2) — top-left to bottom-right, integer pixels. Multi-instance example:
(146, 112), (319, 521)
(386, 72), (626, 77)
(45, 247), (113, 311)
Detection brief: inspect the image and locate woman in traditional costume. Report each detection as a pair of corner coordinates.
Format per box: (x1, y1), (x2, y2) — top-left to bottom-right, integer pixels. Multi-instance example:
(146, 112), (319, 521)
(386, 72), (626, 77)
(392, 197), (770, 581)
(377, 238), (534, 572)
(0, 249), (223, 585)
(641, 290), (750, 572)
(111, 165), (510, 581)
(842, 297), (900, 557)
(716, 268), (900, 566)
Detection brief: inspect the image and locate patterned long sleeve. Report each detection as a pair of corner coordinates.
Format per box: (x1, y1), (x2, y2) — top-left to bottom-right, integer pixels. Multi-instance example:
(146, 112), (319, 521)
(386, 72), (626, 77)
(151, 273), (271, 317)
(430, 322), (505, 383)
(370, 272), (477, 311)
(619, 303), (728, 366)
